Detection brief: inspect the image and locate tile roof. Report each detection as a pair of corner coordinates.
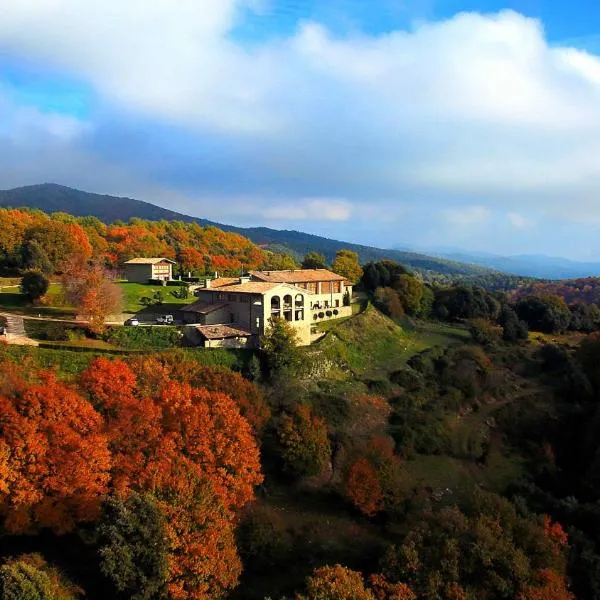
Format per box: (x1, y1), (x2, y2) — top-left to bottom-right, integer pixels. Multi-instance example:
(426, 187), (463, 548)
(195, 324), (252, 340)
(195, 281), (283, 294)
(249, 269), (346, 283)
(124, 257), (176, 265)
(209, 277), (239, 288)
(181, 301), (229, 314)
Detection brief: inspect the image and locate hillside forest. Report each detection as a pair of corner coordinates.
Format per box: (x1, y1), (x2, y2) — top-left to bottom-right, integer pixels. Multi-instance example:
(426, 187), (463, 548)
(3, 209), (600, 599)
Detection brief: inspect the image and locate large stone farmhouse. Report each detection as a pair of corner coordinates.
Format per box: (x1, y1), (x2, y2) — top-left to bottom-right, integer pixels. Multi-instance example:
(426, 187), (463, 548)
(123, 257), (175, 282)
(182, 269), (352, 347)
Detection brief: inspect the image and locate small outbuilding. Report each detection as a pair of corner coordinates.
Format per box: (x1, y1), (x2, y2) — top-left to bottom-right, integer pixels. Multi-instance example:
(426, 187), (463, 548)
(195, 324), (254, 348)
(123, 258), (175, 283)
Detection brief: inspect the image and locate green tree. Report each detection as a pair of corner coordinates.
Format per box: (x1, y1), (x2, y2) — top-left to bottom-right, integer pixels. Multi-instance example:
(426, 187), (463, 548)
(515, 295), (571, 334)
(396, 275), (423, 315)
(0, 554), (81, 600)
(19, 271), (49, 302)
(332, 250), (363, 283)
(499, 306), (529, 342)
(95, 493), (168, 600)
(261, 251), (299, 271)
(469, 318), (503, 346)
(261, 317), (303, 378)
(302, 252), (328, 270)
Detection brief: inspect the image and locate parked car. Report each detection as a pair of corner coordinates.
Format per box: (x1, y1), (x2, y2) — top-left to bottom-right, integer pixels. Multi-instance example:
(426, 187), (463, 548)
(125, 317), (140, 326)
(156, 314), (174, 325)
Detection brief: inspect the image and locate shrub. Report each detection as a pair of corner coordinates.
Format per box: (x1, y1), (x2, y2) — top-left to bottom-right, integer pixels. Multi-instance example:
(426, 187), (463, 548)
(20, 271), (49, 302)
(104, 326), (184, 350)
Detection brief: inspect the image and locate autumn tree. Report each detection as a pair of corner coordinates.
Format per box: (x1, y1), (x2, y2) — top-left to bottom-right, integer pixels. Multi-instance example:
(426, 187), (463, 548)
(332, 249), (363, 283)
(396, 274), (423, 315)
(345, 458), (383, 516)
(62, 260), (123, 333)
(19, 271), (49, 302)
(374, 287), (404, 319)
(0, 368), (111, 534)
(303, 564), (375, 600)
(276, 404), (331, 478)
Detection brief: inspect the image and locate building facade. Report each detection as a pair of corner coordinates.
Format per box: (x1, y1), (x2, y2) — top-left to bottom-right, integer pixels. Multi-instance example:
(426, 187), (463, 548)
(122, 258), (175, 283)
(182, 269), (353, 347)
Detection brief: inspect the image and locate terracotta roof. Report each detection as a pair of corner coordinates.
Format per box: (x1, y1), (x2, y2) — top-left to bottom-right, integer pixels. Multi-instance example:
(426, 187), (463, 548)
(209, 277), (239, 288)
(249, 269), (346, 283)
(181, 301), (229, 314)
(195, 282), (283, 294)
(195, 324), (252, 340)
(124, 257), (176, 265)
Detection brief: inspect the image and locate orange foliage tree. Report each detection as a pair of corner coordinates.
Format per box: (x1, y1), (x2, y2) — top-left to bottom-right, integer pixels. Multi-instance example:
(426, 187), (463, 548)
(345, 458), (384, 517)
(304, 565), (375, 600)
(0, 367), (111, 534)
(519, 569), (575, 600)
(79, 357), (263, 598)
(62, 259), (123, 333)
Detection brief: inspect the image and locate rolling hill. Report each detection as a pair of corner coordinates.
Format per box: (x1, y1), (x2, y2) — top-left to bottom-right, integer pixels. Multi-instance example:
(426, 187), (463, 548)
(0, 183), (521, 283)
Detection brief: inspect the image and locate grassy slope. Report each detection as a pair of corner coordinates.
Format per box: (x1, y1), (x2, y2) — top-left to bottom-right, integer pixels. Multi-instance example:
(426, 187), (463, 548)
(0, 283), (74, 317)
(117, 282), (191, 313)
(313, 304), (469, 379)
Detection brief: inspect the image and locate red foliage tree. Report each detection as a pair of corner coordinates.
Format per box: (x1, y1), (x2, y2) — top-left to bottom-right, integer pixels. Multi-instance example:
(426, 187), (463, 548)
(0, 369), (111, 533)
(305, 564), (375, 599)
(519, 569), (575, 600)
(345, 458), (384, 517)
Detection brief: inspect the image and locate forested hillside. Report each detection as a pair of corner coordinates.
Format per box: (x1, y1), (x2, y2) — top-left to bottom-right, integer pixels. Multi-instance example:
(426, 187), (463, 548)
(0, 184), (533, 286)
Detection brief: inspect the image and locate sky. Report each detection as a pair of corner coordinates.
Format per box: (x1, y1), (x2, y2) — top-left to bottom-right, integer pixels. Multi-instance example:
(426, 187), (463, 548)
(1, 0), (600, 260)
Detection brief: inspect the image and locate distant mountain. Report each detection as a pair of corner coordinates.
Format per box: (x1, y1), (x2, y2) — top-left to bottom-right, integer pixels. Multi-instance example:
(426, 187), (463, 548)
(399, 245), (600, 280)
(1, 183), (514, 282)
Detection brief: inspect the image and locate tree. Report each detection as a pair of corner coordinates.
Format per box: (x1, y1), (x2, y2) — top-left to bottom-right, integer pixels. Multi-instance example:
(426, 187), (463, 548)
(304, 565), (375, 600)
(95, 493), (169, 600)
(374, 287), (404, 319)
(261, 251), (299, 271)
(515, 295), (572, 334)
(396, 275), (423, 315)
(499, 306), (529, 342)
(62, 260), (123, 334)
(469, 318), (503, 346)
(276, 404), (331, 478)
(0, 554), (82, 600)
(302, 252), (328, 270)
(518, 569), (575, 600)
(261, 317), (303, 378)
(332, 250), (363, 283)
(19, 271), (49, 302)
(0, 369), (111, 533)
(345, 458), (383, 517)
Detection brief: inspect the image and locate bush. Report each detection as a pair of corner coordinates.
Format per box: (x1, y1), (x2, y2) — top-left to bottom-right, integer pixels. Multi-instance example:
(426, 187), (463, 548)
(20, 271), (50, 302)
(24, 320), (89, 342)
(104, 326), (184, 350)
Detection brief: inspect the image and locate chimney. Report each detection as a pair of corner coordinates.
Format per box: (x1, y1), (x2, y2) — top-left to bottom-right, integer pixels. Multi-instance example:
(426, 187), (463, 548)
(239, 276), (251, 285)
(205, 278), (211, 289)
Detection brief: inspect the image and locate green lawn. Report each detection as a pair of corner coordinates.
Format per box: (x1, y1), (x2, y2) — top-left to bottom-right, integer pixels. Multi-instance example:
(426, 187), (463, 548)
(0, 283), (75, 318)
(117, 282), (192, 313)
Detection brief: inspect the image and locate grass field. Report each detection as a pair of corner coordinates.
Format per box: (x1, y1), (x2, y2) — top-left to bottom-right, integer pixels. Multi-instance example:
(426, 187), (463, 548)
(0, 283), (75, 317)
(313, 305), (471, 379)
(117, 282), (192, 313)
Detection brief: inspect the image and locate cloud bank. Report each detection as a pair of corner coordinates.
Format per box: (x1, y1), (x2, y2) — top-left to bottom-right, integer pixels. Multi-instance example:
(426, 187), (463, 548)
(1, 2), (600, 256)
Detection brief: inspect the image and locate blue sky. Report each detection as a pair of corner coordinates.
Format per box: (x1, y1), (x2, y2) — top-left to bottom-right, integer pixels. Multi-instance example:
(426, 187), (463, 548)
(1, 0), (600, 260)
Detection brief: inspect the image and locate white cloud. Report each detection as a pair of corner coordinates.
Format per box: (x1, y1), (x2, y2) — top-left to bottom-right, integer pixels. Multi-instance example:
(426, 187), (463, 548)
(2, 4), (600, 225)
(443, 206), (491, 228)
(262, 198), (352, 221)
(507, 212), (529, 228)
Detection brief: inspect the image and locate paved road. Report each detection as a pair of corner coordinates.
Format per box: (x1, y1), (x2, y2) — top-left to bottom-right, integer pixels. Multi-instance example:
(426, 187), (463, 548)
(0, 312), (39, 346)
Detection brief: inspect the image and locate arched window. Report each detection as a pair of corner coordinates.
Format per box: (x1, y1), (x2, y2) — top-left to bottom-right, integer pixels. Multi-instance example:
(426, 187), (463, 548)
(271, 296), (281, 317)
(295, 294), (304, 308)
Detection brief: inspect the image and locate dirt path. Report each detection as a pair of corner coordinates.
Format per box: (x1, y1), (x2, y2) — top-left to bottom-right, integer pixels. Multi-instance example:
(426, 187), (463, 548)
(0, 312), (39, 346)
